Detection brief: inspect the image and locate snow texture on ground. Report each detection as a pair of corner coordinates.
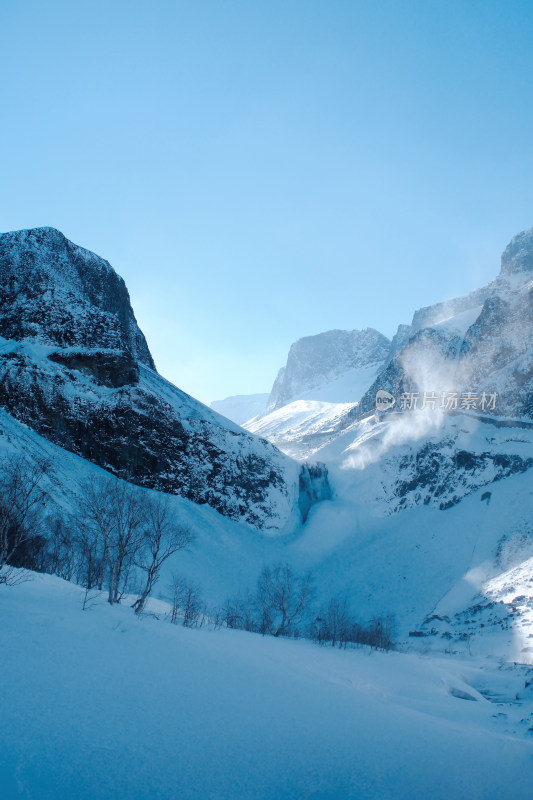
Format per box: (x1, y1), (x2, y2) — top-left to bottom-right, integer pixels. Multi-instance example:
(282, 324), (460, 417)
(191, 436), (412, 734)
(2, 572), (533, 800)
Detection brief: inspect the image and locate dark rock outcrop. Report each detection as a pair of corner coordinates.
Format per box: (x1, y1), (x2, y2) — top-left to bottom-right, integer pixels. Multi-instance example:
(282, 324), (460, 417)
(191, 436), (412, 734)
(393, 441), (533, 512)
(0, 228), (300, 529)
(0, 227), (154, 367)
(47, 350), (140, 388)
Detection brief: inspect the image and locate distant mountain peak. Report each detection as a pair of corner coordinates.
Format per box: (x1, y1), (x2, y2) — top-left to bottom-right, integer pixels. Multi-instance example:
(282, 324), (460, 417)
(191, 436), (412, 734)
(267, 327), (391, 410)
(500, 226), (533, 275)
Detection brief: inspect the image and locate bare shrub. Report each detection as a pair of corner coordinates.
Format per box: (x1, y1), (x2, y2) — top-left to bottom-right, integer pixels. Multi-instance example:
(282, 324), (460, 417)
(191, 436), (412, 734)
(256, 563), (314, 637)
(169, 574), (204, 628)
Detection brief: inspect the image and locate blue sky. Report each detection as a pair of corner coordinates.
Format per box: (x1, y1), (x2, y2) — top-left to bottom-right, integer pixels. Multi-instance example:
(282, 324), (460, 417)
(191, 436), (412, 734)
(2, 0), (533, 404)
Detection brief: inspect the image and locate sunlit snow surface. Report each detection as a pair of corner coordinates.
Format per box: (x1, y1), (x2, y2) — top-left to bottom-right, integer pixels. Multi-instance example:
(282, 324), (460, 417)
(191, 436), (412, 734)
(1, 572), (533, 800)
(245, 363), (382, 459)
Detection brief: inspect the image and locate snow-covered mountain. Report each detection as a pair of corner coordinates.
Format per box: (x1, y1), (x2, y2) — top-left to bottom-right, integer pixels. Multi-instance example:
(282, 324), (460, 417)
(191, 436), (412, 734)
(267, 327), (390, 411)
(210, 328), (389, 437)
(210, 392), (269, 425)
(357, 230), (533, 421)
(235, 227), (533, 655)
(0, 227), (313, 530)
(246, 227), (533, 466)
(330, 228), (533, 522)
(245, 363), (379, 459)
(2, 224), (533, 662)
(236, 328), (390, 458)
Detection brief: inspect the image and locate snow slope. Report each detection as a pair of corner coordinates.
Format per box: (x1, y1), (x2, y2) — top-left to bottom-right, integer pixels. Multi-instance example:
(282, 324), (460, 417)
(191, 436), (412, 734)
(2, 571), (533, 800)
(210, 392), (269, 425)
(2, 402), (533, 658)
(290, 411), (533, 648)
(245, 363), (383, 459)
(245, 399), (359, 459)
(0, 406), (300, 601)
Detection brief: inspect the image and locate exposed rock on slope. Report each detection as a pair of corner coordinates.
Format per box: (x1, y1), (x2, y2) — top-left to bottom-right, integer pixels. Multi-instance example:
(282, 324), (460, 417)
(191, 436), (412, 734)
(357, 227), (533, 422)
(267, 328), (390, 411)
(0, 227), (154, 368)
(0, 227), (302, 529)
(500, 226), (533, 275)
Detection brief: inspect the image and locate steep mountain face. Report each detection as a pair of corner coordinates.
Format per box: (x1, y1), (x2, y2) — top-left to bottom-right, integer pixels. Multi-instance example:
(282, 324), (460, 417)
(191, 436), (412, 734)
(0, 227), (304, 530)
(357, 229), (533, 422)
(0, 227), (154, 368)
(500, 226), (533, 275)
(267, 328), (391, 411)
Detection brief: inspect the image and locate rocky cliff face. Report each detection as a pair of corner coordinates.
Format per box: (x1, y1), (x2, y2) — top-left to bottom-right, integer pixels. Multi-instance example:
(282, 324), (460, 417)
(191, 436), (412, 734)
(268, 328), (390, 410)
(0, 227), (154, 368)
(0, 227), (303, 530)
(341, 227), (533, 512)
(357, 227), (533, 422)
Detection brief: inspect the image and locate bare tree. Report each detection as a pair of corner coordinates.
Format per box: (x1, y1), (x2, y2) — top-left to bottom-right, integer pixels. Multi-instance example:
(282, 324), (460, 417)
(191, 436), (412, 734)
(82, 585), (100, 611)
(365, 615), (395, 651)
(74, 520), (104, 590)
(312, 596), (352, 647)
(181, 581), (204, 628)
(222, 591), (257, 631)
(132, 494), (194, 615)
(311, 602), (395, 652)
(256, 563), (314, 637)
(169, 573), (204, 627)
(0, 454), (51, 586)
(105, 479), (147, 604)
(76, 475), (116, 591)
(77, 475), (146, 604)
(46, 515), (76, 581)
(169, 573), (186, 624)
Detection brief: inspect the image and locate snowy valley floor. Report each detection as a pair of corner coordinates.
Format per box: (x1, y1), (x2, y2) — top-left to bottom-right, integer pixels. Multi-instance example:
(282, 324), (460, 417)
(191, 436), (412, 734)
(1, 573), (533, 800)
